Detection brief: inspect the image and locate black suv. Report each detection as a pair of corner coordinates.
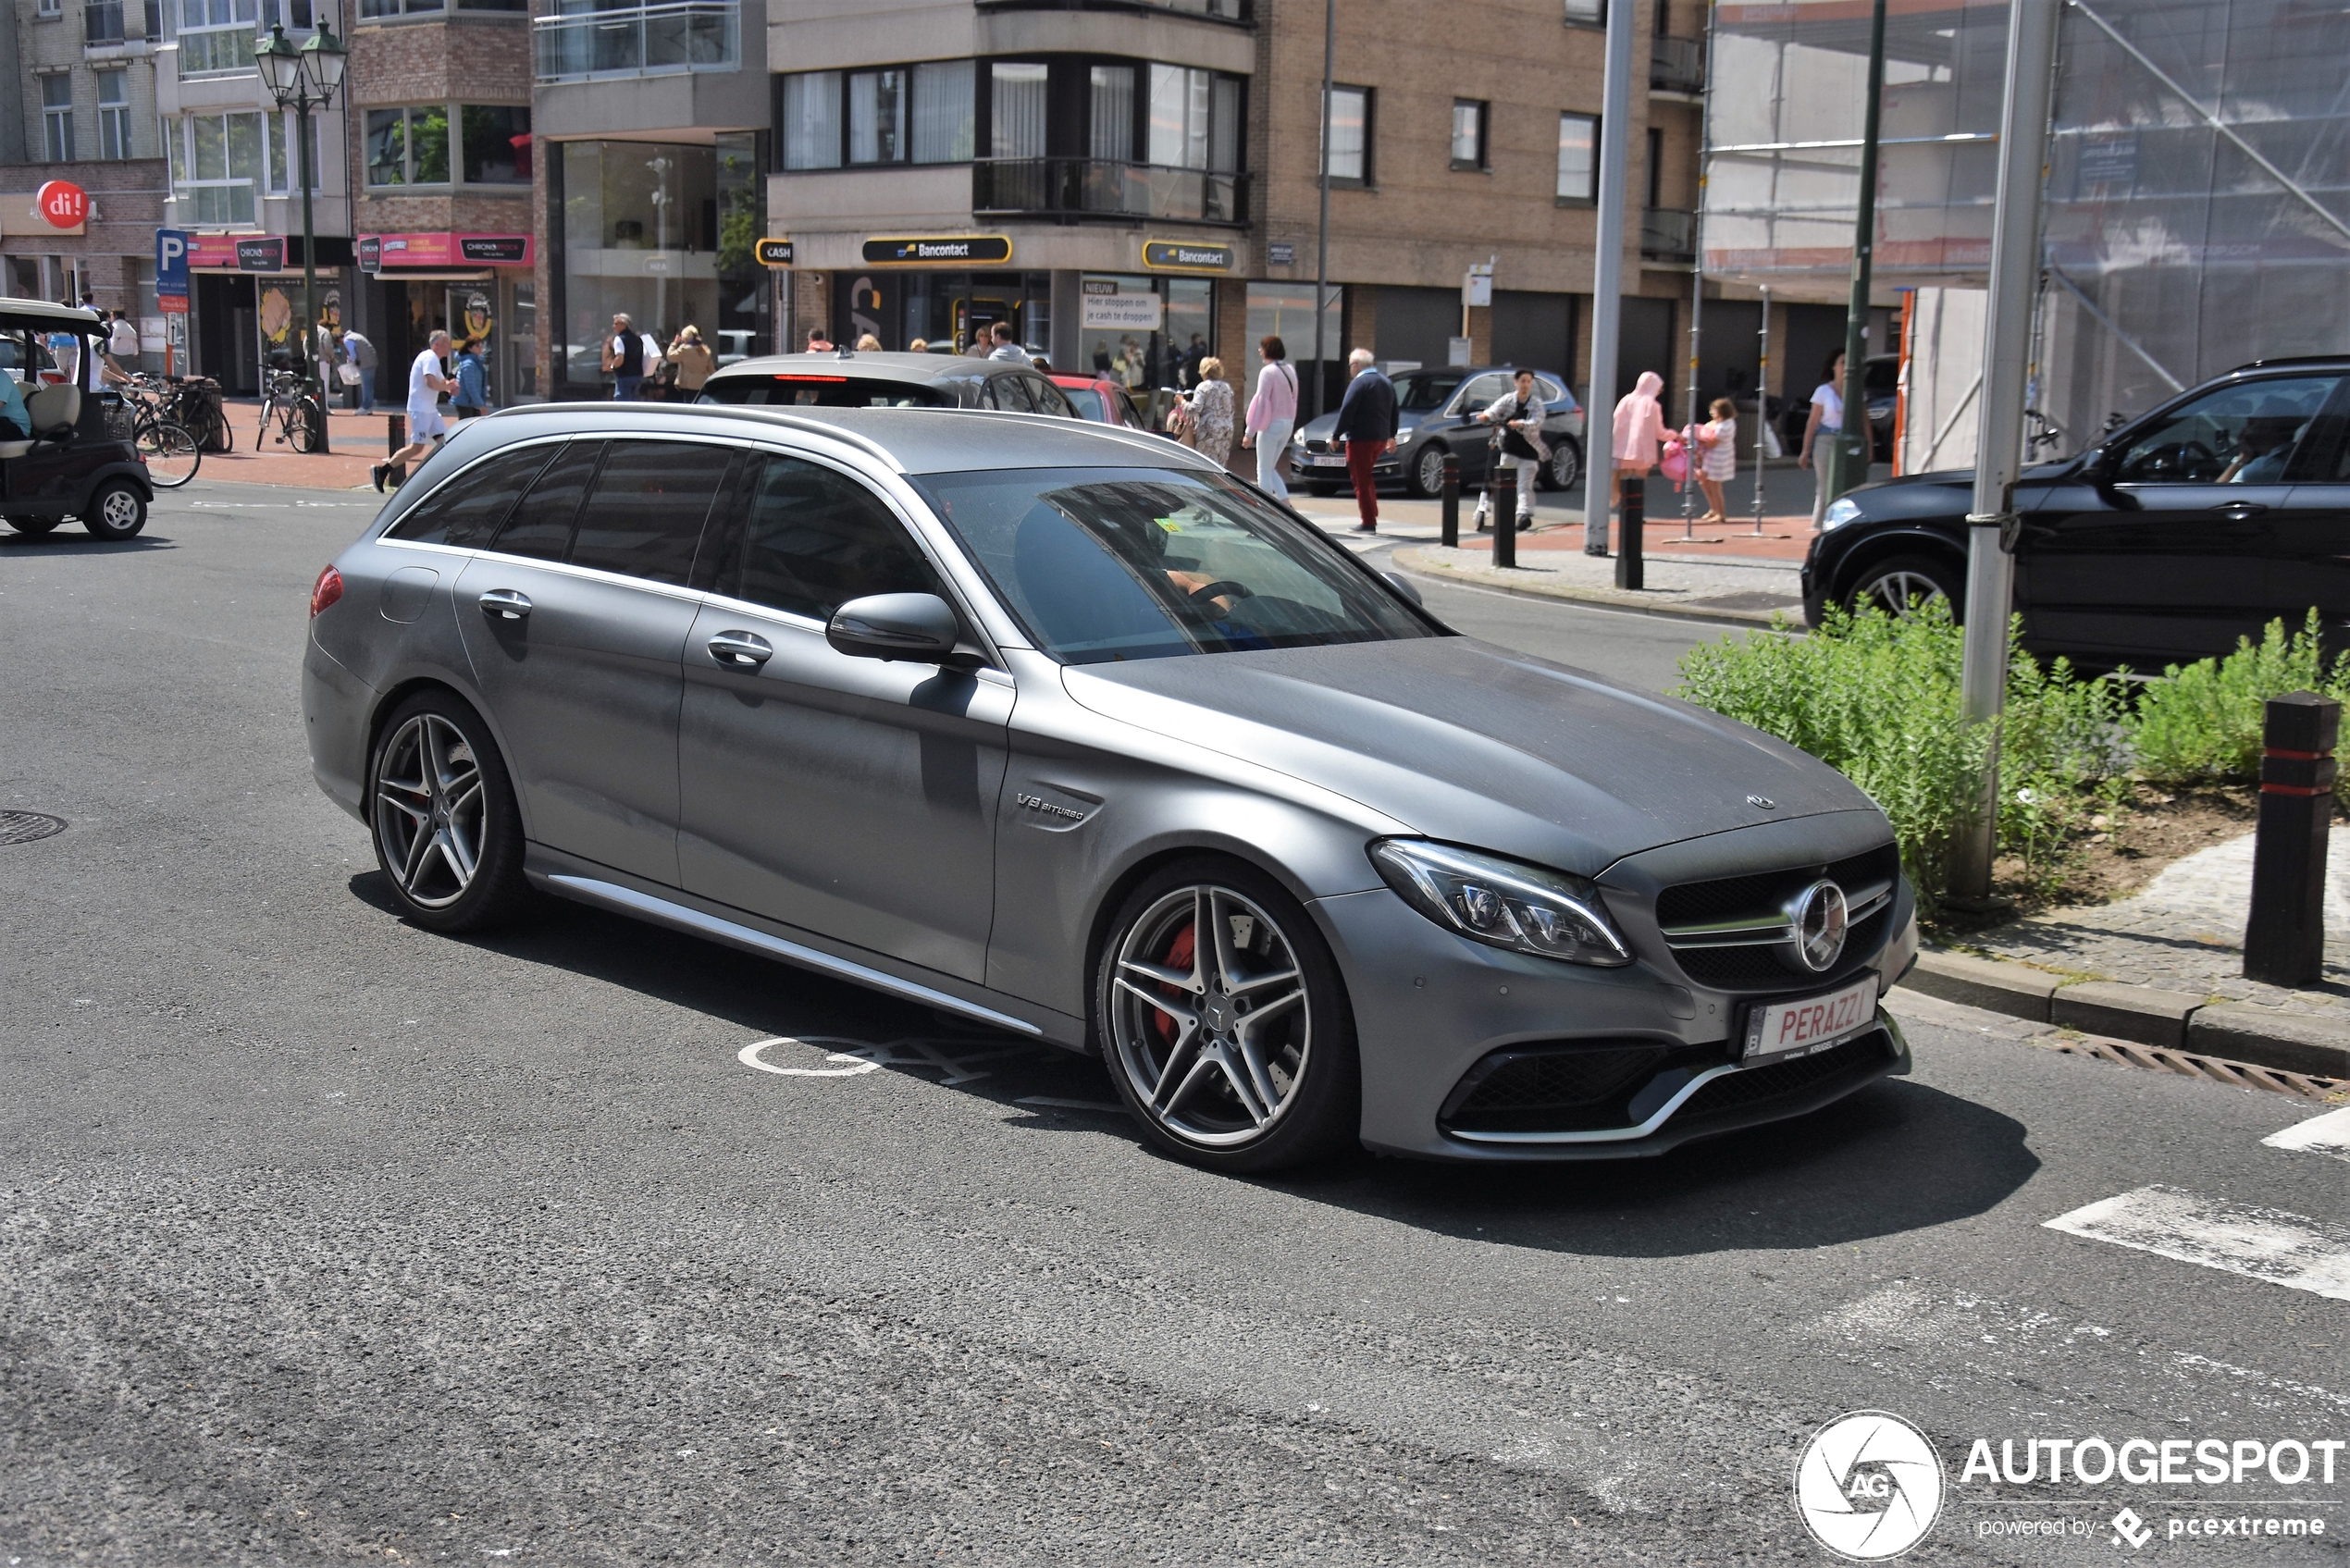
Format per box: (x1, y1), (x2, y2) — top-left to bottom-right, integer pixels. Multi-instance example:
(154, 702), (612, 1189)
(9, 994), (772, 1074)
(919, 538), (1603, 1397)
(699, 351), (1082, 418)
(1802, 356), (2350, 667)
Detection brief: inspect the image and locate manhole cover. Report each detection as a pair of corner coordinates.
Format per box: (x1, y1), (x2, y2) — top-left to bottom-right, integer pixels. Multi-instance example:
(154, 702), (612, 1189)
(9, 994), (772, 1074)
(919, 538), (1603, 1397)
(0, 811), (66, 846)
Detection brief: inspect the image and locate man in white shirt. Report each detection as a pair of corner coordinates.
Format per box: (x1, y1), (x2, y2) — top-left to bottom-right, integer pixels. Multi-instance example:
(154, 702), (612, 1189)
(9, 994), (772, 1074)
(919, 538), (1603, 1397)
(985, 322), (1028, 363)
(376, 329), (452, 492)
(105, 312), (140, 377)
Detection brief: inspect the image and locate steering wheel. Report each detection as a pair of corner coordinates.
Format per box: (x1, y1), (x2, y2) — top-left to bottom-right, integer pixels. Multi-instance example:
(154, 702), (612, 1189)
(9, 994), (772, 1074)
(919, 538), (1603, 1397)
(2123, 439), (2217, 483)
(1187, 579), (1254, 605)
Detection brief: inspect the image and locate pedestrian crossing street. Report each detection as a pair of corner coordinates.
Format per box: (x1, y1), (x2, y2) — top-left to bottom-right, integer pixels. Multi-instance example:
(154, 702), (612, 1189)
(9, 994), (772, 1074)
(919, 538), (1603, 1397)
(2046, 1105), (2350, 1302)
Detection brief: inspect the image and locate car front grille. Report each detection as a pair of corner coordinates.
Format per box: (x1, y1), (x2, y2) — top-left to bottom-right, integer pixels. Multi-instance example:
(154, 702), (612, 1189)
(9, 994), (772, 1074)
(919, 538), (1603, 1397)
(1653, 843), (1901, 993)
(1438, 1039), (1722, 1135)
(1673, 1031), (1892, 1120)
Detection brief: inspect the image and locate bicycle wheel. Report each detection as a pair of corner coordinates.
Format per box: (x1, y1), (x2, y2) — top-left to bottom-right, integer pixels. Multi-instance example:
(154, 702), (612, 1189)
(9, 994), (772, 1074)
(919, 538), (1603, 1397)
(137, 419), (201, 488)
(292, 397), (325, 454)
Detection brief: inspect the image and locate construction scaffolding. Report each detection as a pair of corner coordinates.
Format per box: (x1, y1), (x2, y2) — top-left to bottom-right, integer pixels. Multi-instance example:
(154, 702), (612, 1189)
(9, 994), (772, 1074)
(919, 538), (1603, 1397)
(1702, 0), (2350, 464)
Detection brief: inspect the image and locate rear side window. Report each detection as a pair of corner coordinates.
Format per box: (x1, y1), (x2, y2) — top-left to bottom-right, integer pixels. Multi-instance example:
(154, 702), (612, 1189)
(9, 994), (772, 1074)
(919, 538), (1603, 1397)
(698, 376), (953, 409)
(385, 443), (559, 546)
(722, 454), (942, 622)
(566, 441), (733, 586)
(987, 374), (1033, 413)
(490, 440), (603, 560)
(1026, 375), (1074, 417)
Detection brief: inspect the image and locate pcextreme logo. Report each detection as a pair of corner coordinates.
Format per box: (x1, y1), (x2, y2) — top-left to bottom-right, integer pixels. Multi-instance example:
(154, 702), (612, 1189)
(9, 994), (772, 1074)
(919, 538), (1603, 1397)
(1795, 1411), (1947, 1561)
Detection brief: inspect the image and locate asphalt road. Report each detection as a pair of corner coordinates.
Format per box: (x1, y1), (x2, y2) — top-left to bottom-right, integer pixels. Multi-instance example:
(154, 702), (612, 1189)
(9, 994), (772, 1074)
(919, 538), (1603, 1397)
(2, 480), (2344, 1566)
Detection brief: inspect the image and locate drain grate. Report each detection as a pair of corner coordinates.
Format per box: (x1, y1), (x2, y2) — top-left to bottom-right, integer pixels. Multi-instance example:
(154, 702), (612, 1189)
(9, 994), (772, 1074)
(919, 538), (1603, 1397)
(0, 810), (67, 846)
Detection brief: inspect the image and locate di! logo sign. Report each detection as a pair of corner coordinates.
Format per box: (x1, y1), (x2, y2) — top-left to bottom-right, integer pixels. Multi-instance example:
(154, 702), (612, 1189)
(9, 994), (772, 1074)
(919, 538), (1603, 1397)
(35, 179), (88, 230)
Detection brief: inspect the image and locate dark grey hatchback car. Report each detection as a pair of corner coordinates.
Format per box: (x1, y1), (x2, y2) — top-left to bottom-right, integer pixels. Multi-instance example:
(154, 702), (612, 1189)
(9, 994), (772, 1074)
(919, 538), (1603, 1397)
(305, 403), (1919, 1171)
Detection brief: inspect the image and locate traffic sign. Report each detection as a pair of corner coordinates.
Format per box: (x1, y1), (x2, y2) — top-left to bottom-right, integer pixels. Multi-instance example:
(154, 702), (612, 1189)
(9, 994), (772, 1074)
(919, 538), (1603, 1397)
(156, 228), (190, 299)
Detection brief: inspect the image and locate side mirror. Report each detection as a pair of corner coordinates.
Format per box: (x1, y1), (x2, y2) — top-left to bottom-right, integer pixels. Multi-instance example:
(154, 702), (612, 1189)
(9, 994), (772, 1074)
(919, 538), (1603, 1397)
(1381, 570), (1424, 606)
(825, 592), (963, 663)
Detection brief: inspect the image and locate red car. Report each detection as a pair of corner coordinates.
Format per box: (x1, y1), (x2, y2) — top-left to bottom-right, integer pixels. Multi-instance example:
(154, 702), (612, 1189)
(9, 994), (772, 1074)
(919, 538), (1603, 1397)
(1048, 373), (1149, 431)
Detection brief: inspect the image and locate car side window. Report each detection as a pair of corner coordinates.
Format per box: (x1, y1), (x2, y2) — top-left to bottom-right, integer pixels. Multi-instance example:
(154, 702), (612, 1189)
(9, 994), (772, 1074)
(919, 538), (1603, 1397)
(1027, 375), (1074, 417)
(565, 440), (734, 586)
(1455, 373), (1509, 414)
(489, 440), (603, 561)
(726, 454), (944, 623)
(991, 373), (1034, 413)
(2111, 376), (2341, 485)
(384, 443), (560, 547)
(1534, 376), (1568, 408)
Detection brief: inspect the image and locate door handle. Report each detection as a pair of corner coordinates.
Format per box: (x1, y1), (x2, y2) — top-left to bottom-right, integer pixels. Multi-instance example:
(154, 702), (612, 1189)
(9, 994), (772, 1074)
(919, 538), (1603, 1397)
(708, 630), (773, 668)
(2214, 501), (2269, 520)
(477, 588), (532, 620)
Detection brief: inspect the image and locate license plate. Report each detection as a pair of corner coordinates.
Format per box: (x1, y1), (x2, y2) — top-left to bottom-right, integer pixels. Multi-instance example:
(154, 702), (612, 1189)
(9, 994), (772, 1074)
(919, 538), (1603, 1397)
(1311, 453), (1348, 466)
(1743, 976), (1877, 1061)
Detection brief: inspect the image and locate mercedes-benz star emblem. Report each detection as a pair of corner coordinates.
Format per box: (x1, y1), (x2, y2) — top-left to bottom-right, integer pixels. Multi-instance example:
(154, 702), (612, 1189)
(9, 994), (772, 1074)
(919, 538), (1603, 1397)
(1747, 795), (1775, 809)
(1789, 880), (1850, 973)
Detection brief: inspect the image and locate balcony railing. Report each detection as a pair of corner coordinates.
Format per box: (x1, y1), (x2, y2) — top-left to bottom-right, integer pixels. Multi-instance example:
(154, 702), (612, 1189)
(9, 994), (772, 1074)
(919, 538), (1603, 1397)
(1651, 33), (1703, 93)
(1641, 206), (1698, 262)
(973, 157), (1247, 226)
(534, 0), (737, 83)
(974, 0), (1248, 19)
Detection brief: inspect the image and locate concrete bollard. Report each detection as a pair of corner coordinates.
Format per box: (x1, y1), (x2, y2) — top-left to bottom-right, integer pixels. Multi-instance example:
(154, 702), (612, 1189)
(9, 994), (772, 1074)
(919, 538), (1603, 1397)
(1492, 465), (1516, 570)
(2245, 691), (2338, 988)
(388, 414), (406, 454)
(1440, 451), (1459, 549)
(1615, 475), (1645, 591)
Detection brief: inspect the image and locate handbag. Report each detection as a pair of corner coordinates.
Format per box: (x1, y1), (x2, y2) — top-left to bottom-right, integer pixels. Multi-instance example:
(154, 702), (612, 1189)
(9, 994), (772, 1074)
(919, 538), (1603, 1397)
(1660, 431), (1690, 485)
(336, 363), (362, 387)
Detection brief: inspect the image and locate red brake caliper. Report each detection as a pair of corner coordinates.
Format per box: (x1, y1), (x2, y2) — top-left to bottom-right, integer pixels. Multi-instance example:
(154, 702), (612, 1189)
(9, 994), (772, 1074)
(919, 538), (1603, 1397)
(1153, 921), (1195, 1046)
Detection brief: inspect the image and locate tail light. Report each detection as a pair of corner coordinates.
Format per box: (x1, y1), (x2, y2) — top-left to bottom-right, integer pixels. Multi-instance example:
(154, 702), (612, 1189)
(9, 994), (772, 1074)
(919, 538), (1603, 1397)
(310, 564), (343, 618)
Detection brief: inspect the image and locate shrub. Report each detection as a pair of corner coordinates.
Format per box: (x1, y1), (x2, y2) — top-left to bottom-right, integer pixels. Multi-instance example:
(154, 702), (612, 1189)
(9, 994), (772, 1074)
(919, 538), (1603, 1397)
(2129, 611), (2350, 791)
(1676, 601), (2129, 908)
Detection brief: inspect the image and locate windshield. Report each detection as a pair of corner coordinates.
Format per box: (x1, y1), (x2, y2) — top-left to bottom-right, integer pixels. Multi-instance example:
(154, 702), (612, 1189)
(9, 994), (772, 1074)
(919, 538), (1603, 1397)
(699, 375), (953, 409)
(915, 465), (1440, 664)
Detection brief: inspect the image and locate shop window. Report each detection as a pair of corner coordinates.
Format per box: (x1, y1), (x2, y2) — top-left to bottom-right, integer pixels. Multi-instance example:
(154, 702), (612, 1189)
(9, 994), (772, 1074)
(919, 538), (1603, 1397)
(41, 76), (73, 163)
(780, 70), (842, 169)
(1322, 84), (1370, 186)
(1451, 98), (1488, 171)
(365, 105), (450, 186)
(1246, 283), (1342, 365)
(991, 62), (1046, 160)
(1557, 111), (1597, 204)
(910, 61), (972, 163)
(848, 68), (906, 165)
(462, 105), (532, 184)
(97, 70), (132, 160)
(169, 111), (264, 225)
(176, 0), (257, 74)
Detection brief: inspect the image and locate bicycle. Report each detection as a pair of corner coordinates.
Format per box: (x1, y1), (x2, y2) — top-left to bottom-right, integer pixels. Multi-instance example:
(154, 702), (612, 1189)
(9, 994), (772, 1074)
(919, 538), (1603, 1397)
(258, 368), (323, 453)
(118, 374), (201, 488)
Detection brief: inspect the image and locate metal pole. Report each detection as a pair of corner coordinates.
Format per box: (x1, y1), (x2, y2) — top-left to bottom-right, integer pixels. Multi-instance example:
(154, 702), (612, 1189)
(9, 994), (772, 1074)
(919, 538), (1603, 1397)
(1493, 466), (1516, 569)
(1684, 0), (1717, 539)
(1949, 0), (2062, 899)
(1824, 0), (1888, 504)
(1440, 451), (1460, 548)
(298, 88), (329, 453)
(2245, 693), (2338, 988)
(1684, 268), (1701, 538)
(1310, 0), (1335, 424)
(1753, 282), (1768, 535)
(1580, 0), (1637, 557)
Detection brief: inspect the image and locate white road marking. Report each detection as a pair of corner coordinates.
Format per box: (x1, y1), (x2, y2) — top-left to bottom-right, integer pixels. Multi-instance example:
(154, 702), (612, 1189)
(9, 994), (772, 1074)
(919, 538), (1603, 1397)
(2044, 1185), (2350, 1302)
(737, 1036), (882, 1077)
(737, 1034), (1030, 1082)
(2264, 1104), (2350, 1164)
(1016, 1096), (1124, 1114)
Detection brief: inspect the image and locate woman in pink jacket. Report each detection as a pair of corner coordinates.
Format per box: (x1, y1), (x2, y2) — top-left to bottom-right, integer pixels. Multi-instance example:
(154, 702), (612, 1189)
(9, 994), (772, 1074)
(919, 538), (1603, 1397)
(1240, 335), (1299, 500)
(1598, 371), (1673, 554)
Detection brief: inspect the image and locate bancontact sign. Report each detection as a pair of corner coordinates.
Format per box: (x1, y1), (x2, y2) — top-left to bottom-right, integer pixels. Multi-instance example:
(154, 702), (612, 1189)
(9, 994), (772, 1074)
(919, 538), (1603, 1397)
(860, 235), (1014, 266)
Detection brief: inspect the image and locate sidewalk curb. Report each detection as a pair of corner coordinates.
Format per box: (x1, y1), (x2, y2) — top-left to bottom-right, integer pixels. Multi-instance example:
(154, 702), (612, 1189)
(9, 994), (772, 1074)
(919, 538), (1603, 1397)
(1391, 548), (1794, 631)
(1895, 949), (2350, 1079)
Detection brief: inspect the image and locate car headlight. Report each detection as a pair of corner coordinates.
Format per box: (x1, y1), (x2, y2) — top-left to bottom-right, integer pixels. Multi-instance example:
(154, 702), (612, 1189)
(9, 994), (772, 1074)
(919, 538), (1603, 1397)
(1822, 498), (1863, 531)
(1291, 429), (1307, 447)
(1395, 424), (1416, 440)
(1369, 840), (1632, 967)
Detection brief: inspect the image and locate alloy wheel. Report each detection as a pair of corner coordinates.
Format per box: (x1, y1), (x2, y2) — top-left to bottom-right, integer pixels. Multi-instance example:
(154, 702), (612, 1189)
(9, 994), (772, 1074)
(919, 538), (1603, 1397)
(1414, 444), (1447, 497)
(1107, 883), (1313, 1148)
(1548, 441), (1580, 491)
(1859, 571), (1947, 617)
(374, 713), (488, 909)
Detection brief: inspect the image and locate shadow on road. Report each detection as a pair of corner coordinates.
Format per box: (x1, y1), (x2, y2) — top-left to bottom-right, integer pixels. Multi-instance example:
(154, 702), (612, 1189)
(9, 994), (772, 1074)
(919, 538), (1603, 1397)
(0, 531), (177, 553)
(351, 871), (2035, 1254)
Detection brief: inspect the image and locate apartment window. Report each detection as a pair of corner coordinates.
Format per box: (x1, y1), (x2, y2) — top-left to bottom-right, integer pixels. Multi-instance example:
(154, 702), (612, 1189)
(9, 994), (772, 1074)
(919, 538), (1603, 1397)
(1322, 83), (1370, 186)
(462, 105), (532, 183)
(1647, 125), (1664, 207)
(1147, 64), (1237, 172)
(1557, 111), (1597, 204)
(177, 0), (257, 74)
(1564, 0), (1603, 22)
(38, 0), (61, 17)
(366, 105), (449, 186)
(363, 0), (523, 16)
(848, 69), (905, 165)
(909, 60), (972, 163)
(1451, 98), (1487, 170)
(1090, 64), (1133, 161)
(168, 111), (264, 225)
(780, 70), (841, 169)
(266, 109), (321, 191)
(991, 62), (1046, 160)
(42, 76), (74, 162)
(97, 69), (132, 159)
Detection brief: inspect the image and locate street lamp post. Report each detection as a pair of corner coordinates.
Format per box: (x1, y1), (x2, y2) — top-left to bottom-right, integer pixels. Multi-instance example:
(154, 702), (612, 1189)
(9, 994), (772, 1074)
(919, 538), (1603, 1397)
(255, 18), (347, 454)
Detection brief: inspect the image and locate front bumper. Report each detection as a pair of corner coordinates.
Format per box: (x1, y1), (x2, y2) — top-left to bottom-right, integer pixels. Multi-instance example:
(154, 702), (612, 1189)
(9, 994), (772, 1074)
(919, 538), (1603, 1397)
(1310, 879), (1915, 1163)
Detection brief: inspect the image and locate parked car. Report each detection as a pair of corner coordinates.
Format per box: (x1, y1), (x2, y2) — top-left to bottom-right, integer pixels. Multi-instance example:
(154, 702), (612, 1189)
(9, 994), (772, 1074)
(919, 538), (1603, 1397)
(699, 351), (1081, 418)
(711, 329), (758, 369)
(1775, 354), (1897, 463)
(1290, 366), (1585, 498)
(304, 402), (1918, 1171)
(0, 301), (154, 541)
(1803, 355), (2350, 667)
(1049, 372), (1151, 432)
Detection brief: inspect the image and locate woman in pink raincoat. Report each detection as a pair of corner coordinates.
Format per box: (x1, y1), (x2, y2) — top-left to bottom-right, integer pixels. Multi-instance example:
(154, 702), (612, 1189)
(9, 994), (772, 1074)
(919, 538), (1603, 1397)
(1598, 368), (1673, 557)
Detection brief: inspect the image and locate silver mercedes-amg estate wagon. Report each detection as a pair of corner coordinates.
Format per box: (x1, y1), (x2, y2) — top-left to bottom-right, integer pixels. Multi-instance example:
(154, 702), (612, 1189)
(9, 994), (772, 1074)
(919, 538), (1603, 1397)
(302, 403), (1919, 1170)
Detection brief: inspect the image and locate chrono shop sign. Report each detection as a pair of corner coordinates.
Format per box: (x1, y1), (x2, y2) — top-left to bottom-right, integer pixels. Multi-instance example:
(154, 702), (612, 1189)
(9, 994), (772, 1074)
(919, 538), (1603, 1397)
(860, 235), (1012, 266)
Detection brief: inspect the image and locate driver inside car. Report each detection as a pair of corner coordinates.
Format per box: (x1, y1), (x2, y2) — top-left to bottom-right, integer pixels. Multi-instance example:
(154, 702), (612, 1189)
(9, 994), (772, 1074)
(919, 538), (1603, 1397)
(0, 364), (30, 442)
(2220, 408), (2303, 484)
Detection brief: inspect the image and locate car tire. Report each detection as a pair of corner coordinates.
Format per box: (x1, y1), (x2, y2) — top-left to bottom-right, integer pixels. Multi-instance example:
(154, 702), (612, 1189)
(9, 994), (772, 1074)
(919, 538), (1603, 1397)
(6, 515), (59, 537)
(367, 690), (531, 933)
(1846, 553), (1962, 620)
(1095, 857), (1360, 1174)
(80, 482), (146, 541)
(1407, 443), (1450, 498)
(1543, 439), (1582, 492)
(1305, 482), (1341, 498)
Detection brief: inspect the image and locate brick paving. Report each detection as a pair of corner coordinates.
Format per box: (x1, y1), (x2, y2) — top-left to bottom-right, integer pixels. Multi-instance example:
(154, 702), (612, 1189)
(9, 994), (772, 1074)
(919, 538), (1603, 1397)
(1963, 832), (2350, 1022)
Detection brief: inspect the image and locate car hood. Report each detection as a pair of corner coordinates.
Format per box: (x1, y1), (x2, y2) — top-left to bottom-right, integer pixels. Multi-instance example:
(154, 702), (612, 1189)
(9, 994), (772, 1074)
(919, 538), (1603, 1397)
(1060, 637), (1882, 875)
